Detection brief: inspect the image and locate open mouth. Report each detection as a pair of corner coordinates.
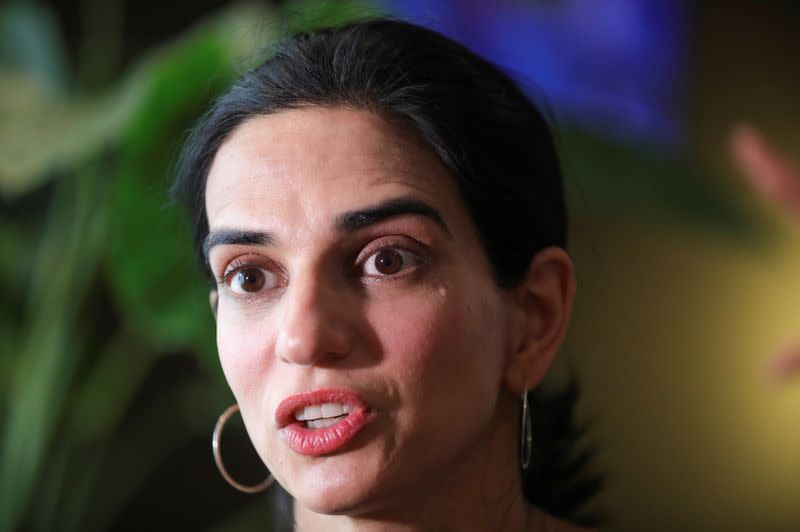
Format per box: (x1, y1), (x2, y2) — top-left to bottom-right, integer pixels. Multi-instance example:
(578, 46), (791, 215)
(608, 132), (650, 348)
(294, 402), (355, 429)
(277, 389), (371, 456)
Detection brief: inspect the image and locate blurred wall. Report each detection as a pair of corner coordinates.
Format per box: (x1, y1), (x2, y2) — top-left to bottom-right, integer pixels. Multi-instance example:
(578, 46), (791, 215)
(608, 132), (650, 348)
(568, 3), (800, 530)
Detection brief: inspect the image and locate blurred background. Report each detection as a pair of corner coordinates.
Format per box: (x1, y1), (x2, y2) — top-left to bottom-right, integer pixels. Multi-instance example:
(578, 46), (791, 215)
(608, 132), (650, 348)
(1, 0), (798, 530)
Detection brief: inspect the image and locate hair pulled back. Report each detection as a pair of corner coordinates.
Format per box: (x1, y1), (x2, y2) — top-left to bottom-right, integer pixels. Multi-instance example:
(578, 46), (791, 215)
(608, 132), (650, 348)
(173, 18), (566, 287)
(173, 18), (597, 525)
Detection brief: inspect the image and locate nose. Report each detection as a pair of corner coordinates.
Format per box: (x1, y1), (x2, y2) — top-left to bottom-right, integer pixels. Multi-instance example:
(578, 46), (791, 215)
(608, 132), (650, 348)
(275, 272), (354, 366)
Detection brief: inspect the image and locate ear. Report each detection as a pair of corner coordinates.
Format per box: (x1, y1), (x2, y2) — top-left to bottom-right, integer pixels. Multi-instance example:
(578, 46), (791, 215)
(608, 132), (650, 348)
(209, 289), (218, 319)
(503, 246), (575, 394)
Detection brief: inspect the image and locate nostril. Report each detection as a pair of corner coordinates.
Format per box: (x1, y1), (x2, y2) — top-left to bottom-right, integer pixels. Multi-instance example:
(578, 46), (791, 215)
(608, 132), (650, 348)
(276, 329), (313, 365)
(274, 281), (354, 365)
(275, 320), (352, 366)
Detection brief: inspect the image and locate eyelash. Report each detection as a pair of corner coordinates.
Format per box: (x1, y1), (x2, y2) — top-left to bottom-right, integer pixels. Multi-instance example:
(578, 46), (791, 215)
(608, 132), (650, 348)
(216, 256), (283, 289)
(355, 239), (425, 280)
(215, 238), (426, 295)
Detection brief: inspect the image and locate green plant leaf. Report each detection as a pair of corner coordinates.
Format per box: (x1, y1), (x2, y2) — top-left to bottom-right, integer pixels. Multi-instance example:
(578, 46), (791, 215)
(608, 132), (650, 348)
(281, 0), (384, 33)
(103, 11), (265, 368)
(0, 167), (107, 530)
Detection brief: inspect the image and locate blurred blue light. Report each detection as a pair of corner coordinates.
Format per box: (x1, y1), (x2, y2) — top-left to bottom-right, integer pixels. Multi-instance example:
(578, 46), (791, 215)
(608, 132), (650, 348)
(387, 0), (686, 146)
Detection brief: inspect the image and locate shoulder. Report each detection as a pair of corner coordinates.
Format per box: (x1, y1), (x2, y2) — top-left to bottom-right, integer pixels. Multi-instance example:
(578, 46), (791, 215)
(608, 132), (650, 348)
(550, 518), (596, 532)
(542, 513), (597, 532)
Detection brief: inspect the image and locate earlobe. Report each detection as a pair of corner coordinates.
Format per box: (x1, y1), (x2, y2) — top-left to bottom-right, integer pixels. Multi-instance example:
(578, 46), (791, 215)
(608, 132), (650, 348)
(504, 246), (575, 393)
(209, 289), (219, 318)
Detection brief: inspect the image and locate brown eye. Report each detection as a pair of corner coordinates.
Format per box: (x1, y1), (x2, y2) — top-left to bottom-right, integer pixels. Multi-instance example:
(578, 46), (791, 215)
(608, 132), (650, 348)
(363, 248), (418, 276)
(230, 267), (267, 294)
(375, 249), (402, 274)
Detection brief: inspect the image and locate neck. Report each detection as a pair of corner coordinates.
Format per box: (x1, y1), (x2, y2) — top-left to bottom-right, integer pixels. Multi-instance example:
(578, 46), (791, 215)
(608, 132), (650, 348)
(293, 393), (549, 532)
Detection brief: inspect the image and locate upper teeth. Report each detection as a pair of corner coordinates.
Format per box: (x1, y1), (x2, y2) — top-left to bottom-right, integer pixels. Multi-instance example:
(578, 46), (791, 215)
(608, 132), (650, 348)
(294, 402), (352, 421)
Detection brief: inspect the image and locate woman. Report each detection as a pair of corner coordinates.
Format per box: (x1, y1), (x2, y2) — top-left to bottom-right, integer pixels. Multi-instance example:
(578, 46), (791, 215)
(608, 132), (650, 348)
(173, 18), (597, 531)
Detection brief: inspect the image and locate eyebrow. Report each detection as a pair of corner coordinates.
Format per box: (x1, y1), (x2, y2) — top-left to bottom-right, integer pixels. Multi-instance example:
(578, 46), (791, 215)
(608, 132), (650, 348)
(336, 196), (451, 236)
(203, 196), (451, 262)
(202, 229), (273, 262)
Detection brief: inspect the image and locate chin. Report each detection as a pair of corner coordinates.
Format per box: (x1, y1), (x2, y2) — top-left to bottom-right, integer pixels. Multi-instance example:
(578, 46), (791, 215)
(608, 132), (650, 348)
(289, 457), (392, 516)
(295, 483), (377, 516)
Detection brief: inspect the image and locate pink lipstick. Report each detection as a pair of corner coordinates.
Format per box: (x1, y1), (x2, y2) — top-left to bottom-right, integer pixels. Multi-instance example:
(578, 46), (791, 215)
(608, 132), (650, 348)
(275, 389), (370, 456)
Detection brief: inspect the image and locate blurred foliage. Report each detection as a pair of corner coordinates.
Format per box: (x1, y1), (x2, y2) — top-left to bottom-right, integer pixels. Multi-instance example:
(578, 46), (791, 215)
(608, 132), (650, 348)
(0, 1), (389, 529)
(0, 0), (758, 530)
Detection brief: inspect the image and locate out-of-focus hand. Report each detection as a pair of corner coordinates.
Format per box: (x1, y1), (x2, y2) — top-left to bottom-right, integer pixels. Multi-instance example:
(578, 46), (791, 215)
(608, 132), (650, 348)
(731, 124), (800, 221)
(766, 344), (800, 384)
(730, 124), (800, 383)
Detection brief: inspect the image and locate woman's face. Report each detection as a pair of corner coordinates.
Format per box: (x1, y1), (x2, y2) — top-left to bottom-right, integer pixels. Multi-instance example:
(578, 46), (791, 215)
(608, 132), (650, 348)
(205, 107), (516, 514)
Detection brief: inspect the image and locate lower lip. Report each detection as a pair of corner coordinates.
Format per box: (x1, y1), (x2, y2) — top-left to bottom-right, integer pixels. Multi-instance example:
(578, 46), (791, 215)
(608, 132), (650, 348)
(281, 408), (370, 456)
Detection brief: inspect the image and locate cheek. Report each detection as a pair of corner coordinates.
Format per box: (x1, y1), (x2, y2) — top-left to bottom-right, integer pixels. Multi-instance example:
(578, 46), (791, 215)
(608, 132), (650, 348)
(371, 282), (506, 395)
(215, 309), (285, 476)
(216, 307), (276, 401)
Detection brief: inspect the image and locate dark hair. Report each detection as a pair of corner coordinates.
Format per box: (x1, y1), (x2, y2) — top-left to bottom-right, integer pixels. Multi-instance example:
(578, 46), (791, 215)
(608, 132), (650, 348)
(173, 18), (565, 287)
(173, 17), (599, 526)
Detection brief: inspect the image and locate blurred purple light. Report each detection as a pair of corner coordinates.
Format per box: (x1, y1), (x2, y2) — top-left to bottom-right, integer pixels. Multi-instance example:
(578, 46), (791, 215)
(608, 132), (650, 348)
(387, 0), (686, 146)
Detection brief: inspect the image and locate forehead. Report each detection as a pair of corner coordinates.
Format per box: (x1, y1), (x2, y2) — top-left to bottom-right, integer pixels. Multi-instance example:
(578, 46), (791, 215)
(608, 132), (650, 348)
(204, 106), (466, 233)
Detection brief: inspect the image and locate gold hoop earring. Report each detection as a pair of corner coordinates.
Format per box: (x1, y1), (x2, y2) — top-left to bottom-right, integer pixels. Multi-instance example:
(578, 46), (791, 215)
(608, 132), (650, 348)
(520, 390), (533, 471)
(212, 404), (274, 494)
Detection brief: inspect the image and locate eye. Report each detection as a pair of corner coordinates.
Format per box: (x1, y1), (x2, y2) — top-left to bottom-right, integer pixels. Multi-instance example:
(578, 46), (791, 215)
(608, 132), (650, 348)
(362, 248), (419, 276)
(227, 267), (279, 294)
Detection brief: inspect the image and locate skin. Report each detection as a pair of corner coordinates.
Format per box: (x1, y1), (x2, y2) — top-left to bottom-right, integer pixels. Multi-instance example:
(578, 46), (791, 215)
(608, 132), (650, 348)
(204, 106), (580, 531)
(730, 124), (800, 383)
